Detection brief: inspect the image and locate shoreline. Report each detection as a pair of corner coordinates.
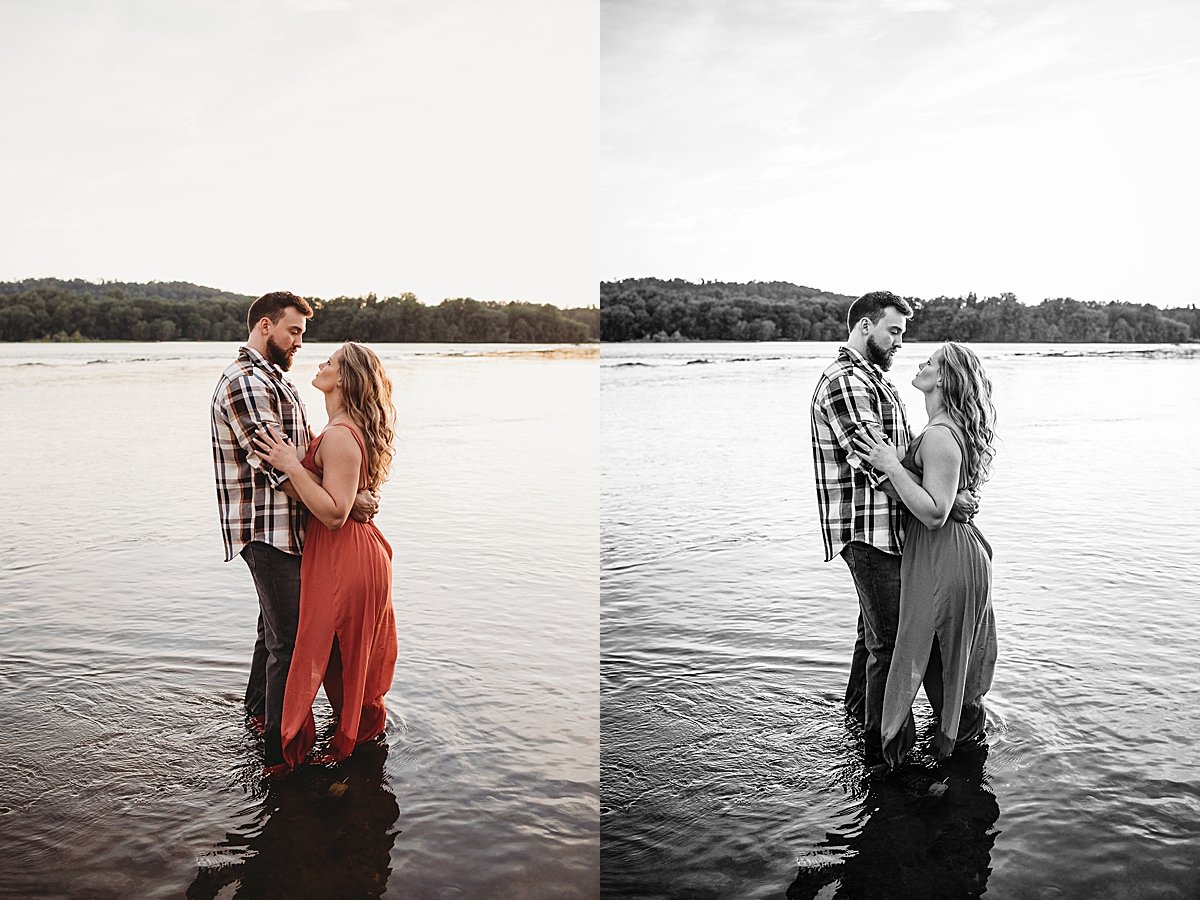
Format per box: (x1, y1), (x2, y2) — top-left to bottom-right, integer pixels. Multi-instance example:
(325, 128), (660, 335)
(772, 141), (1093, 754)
(435, 346), (599, 360)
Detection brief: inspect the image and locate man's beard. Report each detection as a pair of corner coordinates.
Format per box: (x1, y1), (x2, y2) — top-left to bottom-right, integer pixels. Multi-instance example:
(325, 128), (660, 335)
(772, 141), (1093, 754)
(266, 334), (294, 370)
(866, 334), (895, 370)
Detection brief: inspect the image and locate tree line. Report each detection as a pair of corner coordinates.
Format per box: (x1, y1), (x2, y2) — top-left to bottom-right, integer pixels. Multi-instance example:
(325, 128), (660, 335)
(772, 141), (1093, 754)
(601, 277), (1199, 343)
(0, 279), (599, 343)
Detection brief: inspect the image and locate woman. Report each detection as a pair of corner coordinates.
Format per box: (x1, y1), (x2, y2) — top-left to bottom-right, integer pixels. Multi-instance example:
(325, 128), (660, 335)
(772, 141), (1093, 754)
(852, 341), (997, 768)
(254, 342), (398, 775)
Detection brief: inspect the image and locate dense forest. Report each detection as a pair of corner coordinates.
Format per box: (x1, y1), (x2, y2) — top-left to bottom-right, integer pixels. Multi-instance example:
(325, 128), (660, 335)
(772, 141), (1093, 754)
(601, 278), (1200, 343)
(0, 279), (599, 343)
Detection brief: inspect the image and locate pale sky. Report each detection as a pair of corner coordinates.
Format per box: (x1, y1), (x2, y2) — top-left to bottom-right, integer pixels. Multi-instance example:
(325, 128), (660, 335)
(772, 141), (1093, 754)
(0, 0), (597, 307)
(602, 0), (1200, 308)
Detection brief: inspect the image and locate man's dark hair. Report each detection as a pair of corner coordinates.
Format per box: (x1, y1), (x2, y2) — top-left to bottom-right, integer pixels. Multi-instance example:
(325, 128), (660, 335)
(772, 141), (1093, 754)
(845, 291), (913, 332)
(246, 291), (313, 333)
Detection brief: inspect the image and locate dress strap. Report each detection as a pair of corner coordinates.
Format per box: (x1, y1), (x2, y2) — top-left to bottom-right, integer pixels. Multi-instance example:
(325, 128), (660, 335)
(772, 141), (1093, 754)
(927, 422), (969, 488)
(927, 421), (967, 451)
(328, 422), (371, 490)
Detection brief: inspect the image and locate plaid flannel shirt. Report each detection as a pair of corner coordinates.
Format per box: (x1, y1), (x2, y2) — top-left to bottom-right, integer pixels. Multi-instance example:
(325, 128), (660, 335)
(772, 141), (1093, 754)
(810, 345), (913, 562)
(211, 346), (313, 562)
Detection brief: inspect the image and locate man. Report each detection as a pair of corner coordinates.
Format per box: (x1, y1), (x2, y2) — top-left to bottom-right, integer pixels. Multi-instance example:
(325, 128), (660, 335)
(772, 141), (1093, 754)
(211, 291), (376, 775)
(810, 290), (974, 769)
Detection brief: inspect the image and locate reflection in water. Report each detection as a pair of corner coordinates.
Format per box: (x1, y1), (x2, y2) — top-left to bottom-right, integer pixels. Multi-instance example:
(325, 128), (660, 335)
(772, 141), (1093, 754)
(787, 744), (1000, 900)
(188, 740), (399, 900)
(603, 343), (1200, 895)
(0, 343), (596, 895)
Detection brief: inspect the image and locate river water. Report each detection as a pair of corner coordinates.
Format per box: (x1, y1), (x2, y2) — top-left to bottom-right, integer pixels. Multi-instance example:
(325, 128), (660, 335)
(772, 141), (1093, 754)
(0, 341), (598, 898)
(601, 341), (1200, 899)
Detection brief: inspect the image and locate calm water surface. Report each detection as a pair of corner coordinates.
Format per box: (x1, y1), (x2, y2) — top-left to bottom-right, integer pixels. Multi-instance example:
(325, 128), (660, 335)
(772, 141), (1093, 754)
(0, 341), (598, 898)
(601, 341), (1200, 899)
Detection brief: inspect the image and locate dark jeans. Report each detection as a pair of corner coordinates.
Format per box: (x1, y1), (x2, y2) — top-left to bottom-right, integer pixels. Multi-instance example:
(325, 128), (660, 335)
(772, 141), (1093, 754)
(241, 541), (301, 766)
(840, 541), (901, 764)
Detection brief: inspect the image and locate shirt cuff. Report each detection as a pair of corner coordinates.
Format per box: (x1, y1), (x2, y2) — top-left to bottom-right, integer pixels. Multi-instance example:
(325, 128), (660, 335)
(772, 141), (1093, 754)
(865, 468), (889, 491)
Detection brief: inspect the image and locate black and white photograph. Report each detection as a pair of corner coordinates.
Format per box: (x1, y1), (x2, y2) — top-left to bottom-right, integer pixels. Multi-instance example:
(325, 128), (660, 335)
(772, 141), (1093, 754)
(601, 1), (1200, 897)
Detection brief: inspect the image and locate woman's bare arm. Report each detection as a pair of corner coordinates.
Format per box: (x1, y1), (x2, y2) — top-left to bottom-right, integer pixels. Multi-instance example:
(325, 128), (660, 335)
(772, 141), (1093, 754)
(255, 426), (361, 530)
(855, 427), (962, 530)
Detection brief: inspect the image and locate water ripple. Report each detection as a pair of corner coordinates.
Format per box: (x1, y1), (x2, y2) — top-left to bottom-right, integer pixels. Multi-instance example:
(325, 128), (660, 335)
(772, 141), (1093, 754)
(602, 344), (1200, 899)
(0, 342), (598, 898)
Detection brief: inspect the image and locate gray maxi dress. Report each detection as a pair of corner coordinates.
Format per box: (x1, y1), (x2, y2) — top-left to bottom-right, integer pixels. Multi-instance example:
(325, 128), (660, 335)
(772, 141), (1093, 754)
(880, 423), (997, 767)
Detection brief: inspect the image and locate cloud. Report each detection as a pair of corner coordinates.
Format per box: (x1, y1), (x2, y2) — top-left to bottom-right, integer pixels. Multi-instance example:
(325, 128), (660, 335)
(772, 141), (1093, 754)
(882, 0), (954, 10)
(602, 0), (1200, 305)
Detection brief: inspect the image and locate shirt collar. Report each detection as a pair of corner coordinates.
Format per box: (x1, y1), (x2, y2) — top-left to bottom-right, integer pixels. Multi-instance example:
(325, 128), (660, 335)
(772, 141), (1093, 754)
(839, 344), (880, 375)
(240, 345), (287, 380)
(839, 344), (899, 390)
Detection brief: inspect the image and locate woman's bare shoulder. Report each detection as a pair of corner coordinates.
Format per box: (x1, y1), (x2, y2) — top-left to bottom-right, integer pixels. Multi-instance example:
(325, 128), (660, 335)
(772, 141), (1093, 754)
(917, 424), (963, 464)
(315, 423), (363, 464)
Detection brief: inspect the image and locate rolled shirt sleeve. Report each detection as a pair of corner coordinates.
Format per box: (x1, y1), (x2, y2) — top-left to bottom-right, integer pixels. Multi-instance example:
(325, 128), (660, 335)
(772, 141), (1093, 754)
(824, 370), (891, 489)
(223, 372), (291, 489)
(810, 346), (911, 561)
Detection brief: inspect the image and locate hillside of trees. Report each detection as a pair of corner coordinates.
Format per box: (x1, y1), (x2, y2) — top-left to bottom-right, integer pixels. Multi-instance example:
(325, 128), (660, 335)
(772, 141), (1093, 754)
(0, 279), (599, 343)
(601, 278), (1199, 343)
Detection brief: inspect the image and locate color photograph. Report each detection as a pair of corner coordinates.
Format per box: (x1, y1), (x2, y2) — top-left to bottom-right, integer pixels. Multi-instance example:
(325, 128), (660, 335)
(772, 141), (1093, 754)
(0, 1), (599, 897)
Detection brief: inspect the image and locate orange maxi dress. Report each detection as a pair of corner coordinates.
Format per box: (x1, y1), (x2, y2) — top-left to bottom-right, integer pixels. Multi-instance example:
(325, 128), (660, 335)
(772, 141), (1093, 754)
(281, 422), (397, 769)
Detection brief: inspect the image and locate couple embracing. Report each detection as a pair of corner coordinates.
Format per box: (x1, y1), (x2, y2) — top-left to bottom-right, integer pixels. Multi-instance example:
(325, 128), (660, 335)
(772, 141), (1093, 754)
(811, 291), (998, 773)
(211, 291), (399, 779)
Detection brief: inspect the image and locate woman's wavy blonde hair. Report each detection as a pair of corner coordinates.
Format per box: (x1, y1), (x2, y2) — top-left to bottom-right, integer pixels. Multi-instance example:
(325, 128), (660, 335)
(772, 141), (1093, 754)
(938, 341), (997, 492)
(337, 342), (396, 492)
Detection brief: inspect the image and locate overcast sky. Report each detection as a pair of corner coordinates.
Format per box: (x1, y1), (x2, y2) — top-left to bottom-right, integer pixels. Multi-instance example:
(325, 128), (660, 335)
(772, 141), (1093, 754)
(0, 0), (596, 306)
(602, 0), (1200, 308)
